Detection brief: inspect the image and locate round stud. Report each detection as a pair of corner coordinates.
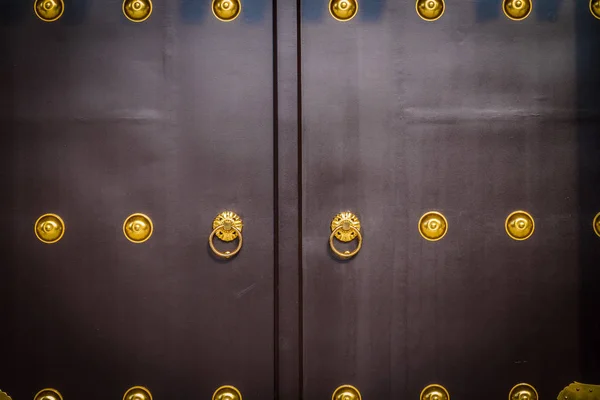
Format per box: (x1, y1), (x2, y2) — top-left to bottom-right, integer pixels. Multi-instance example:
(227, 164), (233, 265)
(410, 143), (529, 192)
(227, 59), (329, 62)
(212, 0), (241, 21)
(329, 0), (358, 21)
(123, 213), (154, 243)
(33, 389), (63, 400)
(0, 391), (12, 400)
(123, 0), (153, 22)
(505, 210), (535, 241)
(35, 213), (65, 244)
(212, 385), (242, 400)
(416, 0), (445, 21)
(123, 386), (152, 400)
(502, 0), (532, 21)
(509, 383), (538, 400)
(420, 384), (450, 400)
(33, 0), (64, 22)
(591, 0), (600, 19)
(593, 212), (600, 238)
(418, 211), (448, 241)
(332, 385), (362, 400)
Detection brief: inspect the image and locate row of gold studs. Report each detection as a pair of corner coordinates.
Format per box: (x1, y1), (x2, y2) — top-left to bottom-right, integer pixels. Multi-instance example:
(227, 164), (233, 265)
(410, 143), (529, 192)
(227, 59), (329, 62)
(34, 0), (600, 23)
(33, 210), (600, 244)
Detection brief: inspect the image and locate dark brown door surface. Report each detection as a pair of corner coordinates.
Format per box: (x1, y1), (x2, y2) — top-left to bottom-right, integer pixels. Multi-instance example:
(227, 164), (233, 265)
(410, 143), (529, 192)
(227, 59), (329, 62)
(300, 0), (600, 399)
(0, 0), (275, 398)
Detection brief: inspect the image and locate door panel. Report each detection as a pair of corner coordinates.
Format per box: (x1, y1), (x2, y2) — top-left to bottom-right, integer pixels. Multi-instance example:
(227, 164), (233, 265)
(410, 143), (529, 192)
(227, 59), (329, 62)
(0, 0), (274, 398)
(301, 1), (598, 399)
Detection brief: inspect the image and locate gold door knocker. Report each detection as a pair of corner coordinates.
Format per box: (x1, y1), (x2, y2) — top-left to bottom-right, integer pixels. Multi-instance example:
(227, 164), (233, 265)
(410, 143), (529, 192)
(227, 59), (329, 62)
(209, 211), (243, 259)
(329, 212), (362, 259)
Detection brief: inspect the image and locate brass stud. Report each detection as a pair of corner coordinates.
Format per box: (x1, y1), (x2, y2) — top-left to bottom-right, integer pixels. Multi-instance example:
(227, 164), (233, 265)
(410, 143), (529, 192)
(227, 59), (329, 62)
(123, 213), (154, 243)
(33, 0), (64, 22)
(35, 213), (65, 244)
(33, 389), (63, 400)
(505, 210), (534, 241)
(418, 211), (448, 241)
(593, 212), (600, 238)
(212, 385), (242, 400)
(591, 0), (600, 19)
(509, 383), (538, 400)
(502, 0), (532, 21)
(212, 0), (241, 21)
(329, 0), (358, 21)
(416, 0), (445, 21)
(420, 384), (450, 400)
(123, 386), (152, 400)
(0, 391), (13, 400)
(123, 0), (153, 22)
(332, 385), (362, 400)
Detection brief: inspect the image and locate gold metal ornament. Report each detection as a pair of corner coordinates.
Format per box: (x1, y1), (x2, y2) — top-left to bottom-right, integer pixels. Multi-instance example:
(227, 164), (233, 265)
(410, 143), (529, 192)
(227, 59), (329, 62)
(420, 384), (450, 400)
(508, 383), (538, 400)
(212, 385), (242, 400)
(209, 211), (244, 259)
(35, 213), (65, 244)
(329, 211), (362, 259)
(123, 386), (152, 400)
(329, 0), (358, 21)
(591, 0), (600, 20)
(212, 0), (241, 21)
(33, 389), (63, 400)
(502, 0), (532, 21)
(416, 0), (445, 21)
(123, 213), (154, 243)
(123, 0), (153, 22)
(505, 210), (535, 241)
(593, 212), (600, 238)
(332, 385), (362, 400)
(34, 0), (64, 22)
(558, 382), (600, 400)
(418, 211), (448, 241)
(0, 390), (13, 400)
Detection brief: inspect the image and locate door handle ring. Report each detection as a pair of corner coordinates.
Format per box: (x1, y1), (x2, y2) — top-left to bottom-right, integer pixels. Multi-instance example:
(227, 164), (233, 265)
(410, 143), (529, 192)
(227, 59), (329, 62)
(209, 211), (243, 259)
(329, 211), (362, 259)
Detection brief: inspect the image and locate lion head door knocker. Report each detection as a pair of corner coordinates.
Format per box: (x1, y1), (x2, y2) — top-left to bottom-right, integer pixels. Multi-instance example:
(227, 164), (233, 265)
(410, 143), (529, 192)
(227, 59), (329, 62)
(329, 0), (358, 21)
(502, 0), (532, 20)
(123, 386), (152, 400)
(33, 389), (63, 400)
(209, 211), (243, 259)
(559, 382), (600, 400)
(212, 385), (242, 400)
(123, 213), (154, 243)
(123, 0), (153, 22)
(508, 383), (538, 400)
(329, 212), (362, 259)
(505, 210), (535, 241)
(591, 0), (600, 19)
(212, 0), (241, 21)
(35, 213), (65, 244)
(419, 211), (448, 241)
(34, 0), (64, 22)
(332, 385), (362, 400)
(416, 0), (445, 21)
(421, 384), (450, 400)
(593, 212), (600, 238)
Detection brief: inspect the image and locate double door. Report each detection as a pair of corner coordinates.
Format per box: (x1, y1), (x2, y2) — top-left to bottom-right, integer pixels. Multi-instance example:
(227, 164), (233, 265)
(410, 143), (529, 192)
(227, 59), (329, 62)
(0, 0), (599, 398)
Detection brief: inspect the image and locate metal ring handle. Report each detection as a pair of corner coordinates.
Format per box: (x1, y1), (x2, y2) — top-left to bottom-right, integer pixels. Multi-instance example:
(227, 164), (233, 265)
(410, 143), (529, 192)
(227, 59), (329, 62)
(329, 225), (362, 259)
(209, 225), (243, 258)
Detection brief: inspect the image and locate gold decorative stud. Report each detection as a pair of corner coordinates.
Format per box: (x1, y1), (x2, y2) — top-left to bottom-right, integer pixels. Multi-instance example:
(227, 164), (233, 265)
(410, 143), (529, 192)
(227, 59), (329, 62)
(34, 0), (64, 22)
(212, 0), (241, 21)
(509, 383), (538, 400)
(505, 210), (535, 241)
(35, 213), (65, 244)
(593, 212), (600, 238)
(420, 384), (450, 400)
(416, 0), (445, 21)
(209, 211), (244, 258)
(502, 0), (532, 21)
(33, 389), (63, 400)
(418, 211), (448, 241)
(332, 385), (362, 400)
(123, 213), (154, 243)
(0, 390), (13, 400)
(123, 386), (152, 400)
(329, 211), (362, 259)
(212, 385), (242, 400)
(123, 0), (153, 22)
(591, 0), (600, 19)
(329, 0), (358, 21)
